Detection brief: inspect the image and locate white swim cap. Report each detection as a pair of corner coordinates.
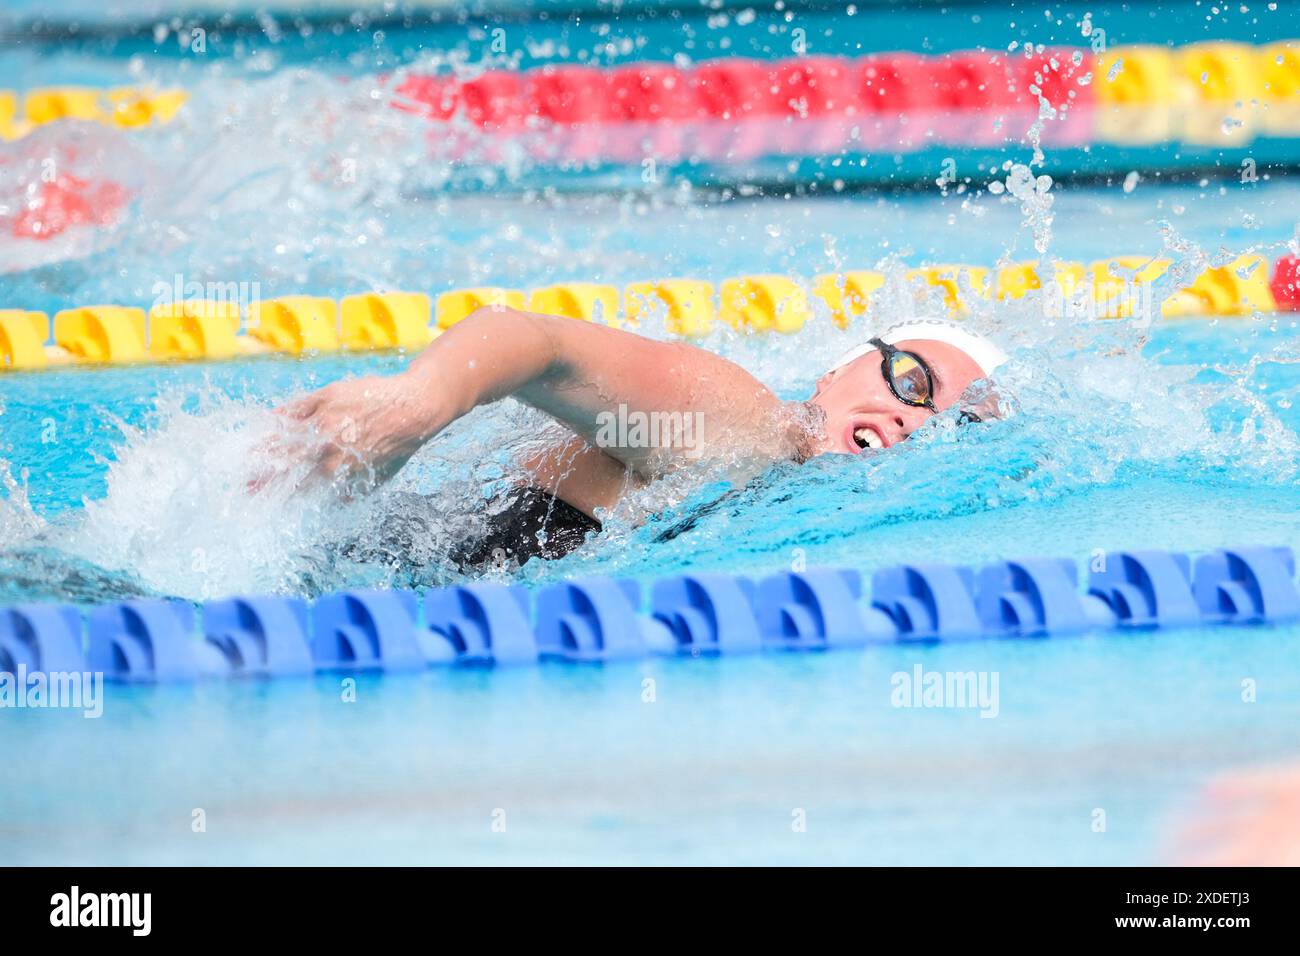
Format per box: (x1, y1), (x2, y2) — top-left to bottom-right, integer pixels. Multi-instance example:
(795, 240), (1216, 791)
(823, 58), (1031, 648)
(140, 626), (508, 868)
(829, 317), (1009, 378)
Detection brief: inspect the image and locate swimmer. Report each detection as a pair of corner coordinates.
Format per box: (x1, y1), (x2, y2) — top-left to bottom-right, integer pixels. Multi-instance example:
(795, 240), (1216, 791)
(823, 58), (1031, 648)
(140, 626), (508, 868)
(271, 305), (1007, 566)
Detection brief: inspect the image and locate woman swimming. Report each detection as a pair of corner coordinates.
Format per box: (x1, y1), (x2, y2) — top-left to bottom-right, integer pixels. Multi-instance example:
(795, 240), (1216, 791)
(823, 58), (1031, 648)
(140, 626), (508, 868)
(272, 304), (1007, 566)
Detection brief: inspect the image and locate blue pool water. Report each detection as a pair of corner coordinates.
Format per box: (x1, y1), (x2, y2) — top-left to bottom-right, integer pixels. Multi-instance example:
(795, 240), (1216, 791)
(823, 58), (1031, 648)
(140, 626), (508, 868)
(2, 3), (1299, 864)
(2, 186), (1296, 864)
(3, 622), (1299, 865)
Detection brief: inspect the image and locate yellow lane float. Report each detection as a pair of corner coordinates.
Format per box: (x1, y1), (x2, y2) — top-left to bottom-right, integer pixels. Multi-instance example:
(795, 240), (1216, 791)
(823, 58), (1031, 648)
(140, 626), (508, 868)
(5, 254), (1294, 373)
(435, 287), (526, 329)
(624, 280), (715, 336)
(527, 283), (620, 323)
(341, 292), (434, 350)
(812, 271), (886, 329)
(1089, 257), (1172, 319)
(1259, 41), (1300, 135)
(1163, 254), (1277, 317)
(53, 306), (147, 364)
(248, 296), (340, 354)
(147, 301), (242, 361)
(907, 265), (990, 315)
(719, 275), (812, 333)
(1093, 46), (1177, 144)
(0, 310), (50, 370)
(1177, 42), (1262, 145)
(9, 86), (187, 134)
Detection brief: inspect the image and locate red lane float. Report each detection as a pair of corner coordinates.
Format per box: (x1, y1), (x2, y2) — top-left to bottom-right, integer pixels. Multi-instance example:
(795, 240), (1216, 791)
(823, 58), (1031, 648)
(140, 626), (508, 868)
(689, 58), (776, 160)
(392, 74), (458, 120)
(608, 64), (695, 162)
(1011, 49), (1095, 145)
(390, 46), (1098, 164)
(771, 57), (858, 153)
(1271, 255), (1300, 311)
(527, 65), (613, 161)
(10, 173), (128, 241)
(857, 52), (934, 150)
(928, 52), (1017, 145)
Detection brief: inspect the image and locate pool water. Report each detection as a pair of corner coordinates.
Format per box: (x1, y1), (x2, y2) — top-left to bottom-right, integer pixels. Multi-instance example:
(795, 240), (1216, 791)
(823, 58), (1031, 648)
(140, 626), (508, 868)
(2, 195), (1296, 866)
(4, 620), (1299, 865)
(2, 4), (1299, 865)
(2, 182), (1297, 601)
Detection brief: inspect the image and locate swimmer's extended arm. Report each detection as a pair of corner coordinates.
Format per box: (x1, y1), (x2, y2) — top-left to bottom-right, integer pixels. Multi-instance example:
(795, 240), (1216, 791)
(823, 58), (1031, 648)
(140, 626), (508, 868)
(278, 306), (795, 492)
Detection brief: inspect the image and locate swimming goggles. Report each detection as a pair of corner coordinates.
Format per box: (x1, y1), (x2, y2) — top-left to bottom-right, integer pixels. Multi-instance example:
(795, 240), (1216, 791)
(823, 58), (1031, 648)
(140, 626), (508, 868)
(868, 336), (982, 425)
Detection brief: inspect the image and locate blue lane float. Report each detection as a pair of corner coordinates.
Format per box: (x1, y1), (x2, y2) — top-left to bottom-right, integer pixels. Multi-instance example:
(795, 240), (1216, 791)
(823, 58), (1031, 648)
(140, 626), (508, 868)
(871, 563), (983, 641)
(755, 569), (895, 649)
(0, 603), (85, 675)
(1193, 546), (1300, 625)
(652, 573), (762, 654)
(425, 583), (537, 665)
(534, 578), (667, 662)
(87, 599), (208, 682)
(310, 589), (425, 673)
(202, 596), (314, 678)
(977, 558), (1116, 637)
(1, 545), (1297, 684)
(1087, 550), (1202, 629)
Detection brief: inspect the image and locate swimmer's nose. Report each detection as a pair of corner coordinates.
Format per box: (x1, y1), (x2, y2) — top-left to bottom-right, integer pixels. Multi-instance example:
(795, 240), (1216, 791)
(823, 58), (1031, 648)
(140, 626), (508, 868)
(887, 409), (933, 445)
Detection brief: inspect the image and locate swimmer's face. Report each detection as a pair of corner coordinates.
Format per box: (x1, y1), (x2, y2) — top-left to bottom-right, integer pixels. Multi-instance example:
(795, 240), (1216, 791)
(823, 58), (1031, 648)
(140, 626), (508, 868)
(809, 338), (986, 454)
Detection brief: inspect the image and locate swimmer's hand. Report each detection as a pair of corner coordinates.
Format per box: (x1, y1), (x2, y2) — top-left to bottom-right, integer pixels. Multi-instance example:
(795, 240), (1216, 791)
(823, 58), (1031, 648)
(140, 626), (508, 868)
(250, 374), (440, 495)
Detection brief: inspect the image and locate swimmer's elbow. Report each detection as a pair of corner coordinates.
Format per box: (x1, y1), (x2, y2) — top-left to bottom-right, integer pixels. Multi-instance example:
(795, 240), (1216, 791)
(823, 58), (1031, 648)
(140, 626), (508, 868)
(448, 306), (567, 401)
(460, 304), (529, 337)
(463, 307), (557, 357)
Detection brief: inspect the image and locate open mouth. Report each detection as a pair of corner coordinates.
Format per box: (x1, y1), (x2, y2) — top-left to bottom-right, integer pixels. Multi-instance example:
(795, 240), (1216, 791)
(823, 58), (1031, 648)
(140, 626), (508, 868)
(852, 424), (884, 451)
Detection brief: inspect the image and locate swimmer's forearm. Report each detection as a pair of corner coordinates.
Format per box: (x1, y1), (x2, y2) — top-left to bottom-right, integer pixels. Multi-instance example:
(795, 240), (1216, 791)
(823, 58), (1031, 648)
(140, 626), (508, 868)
(395, 306), (793, 471)
(399, 306), (563, 440)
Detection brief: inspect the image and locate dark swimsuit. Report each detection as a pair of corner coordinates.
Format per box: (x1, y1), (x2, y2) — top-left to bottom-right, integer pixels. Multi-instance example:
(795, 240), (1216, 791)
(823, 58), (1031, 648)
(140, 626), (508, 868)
(455, 486), (602, 568)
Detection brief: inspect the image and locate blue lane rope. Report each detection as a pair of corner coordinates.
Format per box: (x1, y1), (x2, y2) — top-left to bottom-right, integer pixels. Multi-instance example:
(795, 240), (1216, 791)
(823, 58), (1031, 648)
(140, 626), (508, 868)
(1, 546), (1297, 682)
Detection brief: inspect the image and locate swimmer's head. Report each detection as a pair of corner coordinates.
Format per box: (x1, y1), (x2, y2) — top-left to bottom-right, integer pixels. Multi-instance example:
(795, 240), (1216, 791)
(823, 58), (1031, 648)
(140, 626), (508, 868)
(808, 318), (1008, 455)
